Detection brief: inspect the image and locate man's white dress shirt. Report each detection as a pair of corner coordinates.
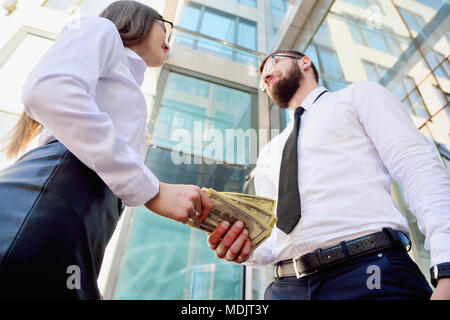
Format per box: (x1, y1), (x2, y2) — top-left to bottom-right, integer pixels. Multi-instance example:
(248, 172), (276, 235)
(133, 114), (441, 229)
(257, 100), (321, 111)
(245, 83), (450, 268)
(22, 16), (159, 207)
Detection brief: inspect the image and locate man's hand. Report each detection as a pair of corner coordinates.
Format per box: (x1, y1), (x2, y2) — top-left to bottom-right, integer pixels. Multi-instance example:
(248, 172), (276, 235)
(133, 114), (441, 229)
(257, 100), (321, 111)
(430, 278), (450, 300)
(145, 182), (213, 224)
(207, 220), (252, 264)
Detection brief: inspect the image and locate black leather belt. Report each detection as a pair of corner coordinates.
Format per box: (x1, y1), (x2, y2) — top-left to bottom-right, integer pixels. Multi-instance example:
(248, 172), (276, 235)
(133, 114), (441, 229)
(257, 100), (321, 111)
(274, 228), (411, 279)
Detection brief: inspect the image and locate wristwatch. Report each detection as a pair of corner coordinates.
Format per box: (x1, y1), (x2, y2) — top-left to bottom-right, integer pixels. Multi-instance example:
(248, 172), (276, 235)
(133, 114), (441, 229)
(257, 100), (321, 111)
(430, 262), (450, 287)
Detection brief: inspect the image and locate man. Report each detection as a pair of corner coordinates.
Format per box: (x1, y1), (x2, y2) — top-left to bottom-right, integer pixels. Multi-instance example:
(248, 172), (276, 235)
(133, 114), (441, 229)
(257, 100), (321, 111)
(206, 49), (450, 300)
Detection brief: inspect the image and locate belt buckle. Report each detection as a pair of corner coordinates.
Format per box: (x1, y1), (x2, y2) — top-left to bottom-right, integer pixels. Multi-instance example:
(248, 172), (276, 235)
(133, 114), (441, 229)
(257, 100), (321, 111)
(292, 257), (316, 279)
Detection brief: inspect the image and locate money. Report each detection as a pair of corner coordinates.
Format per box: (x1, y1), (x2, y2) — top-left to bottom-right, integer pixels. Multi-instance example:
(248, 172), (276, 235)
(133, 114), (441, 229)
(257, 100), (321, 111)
(222, 192), (276, 213)
(186, 188), (277, 251)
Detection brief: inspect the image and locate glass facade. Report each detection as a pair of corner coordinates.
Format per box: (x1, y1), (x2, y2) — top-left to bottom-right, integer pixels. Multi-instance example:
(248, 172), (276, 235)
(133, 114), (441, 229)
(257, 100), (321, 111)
(264, 0), (291, 49)
(112, 69), (257, 299)
(173, 2), (258, 65)
(149, 71), (255, 166)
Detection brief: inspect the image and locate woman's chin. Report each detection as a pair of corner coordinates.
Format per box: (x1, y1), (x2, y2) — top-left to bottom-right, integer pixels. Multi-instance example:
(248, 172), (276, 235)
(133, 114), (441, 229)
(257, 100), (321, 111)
(148, 55), (165, 67)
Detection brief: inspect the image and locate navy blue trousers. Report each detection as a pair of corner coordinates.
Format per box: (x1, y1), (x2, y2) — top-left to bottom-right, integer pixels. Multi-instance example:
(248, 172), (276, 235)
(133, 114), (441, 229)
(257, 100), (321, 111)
(264, 248), (433, 300)
(0, 139), (123, 299)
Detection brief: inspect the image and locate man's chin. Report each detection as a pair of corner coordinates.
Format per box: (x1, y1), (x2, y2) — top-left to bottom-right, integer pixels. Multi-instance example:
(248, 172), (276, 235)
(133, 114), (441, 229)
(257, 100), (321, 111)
(269, 91), (291, 109)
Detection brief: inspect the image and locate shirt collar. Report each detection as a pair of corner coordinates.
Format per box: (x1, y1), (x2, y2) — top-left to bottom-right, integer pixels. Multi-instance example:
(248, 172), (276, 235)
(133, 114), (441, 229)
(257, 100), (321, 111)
(124, 47), (147, 86)
(288, 86), (328, 121)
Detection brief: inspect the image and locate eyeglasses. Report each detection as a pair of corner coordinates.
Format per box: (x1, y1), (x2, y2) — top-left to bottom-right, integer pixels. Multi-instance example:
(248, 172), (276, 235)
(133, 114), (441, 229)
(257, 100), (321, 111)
(156, 17), (173, 43)
(259, 54), (303, 91)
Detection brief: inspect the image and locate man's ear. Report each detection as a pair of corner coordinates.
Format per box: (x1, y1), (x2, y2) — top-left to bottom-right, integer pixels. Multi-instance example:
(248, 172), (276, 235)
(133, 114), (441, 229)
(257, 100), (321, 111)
(300, 56), (311, 72)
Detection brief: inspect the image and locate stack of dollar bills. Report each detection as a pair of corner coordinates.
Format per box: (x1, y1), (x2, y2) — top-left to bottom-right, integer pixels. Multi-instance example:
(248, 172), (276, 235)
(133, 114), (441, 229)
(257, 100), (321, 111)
(187, 188), (277, 251)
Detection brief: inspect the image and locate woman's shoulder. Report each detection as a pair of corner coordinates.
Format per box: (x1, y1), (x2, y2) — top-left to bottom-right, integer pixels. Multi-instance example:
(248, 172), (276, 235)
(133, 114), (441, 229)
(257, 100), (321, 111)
(61, 16), (121, 42)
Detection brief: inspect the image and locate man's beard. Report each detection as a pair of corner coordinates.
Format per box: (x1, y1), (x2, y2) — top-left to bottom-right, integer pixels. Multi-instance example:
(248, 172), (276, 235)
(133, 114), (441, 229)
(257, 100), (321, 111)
(270, 61), (303, 109)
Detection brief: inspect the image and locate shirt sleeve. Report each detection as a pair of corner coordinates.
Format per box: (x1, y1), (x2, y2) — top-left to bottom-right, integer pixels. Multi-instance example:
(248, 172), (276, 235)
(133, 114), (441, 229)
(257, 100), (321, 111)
(243, 144), (277, 268)
(22, 17), (159, 207)
(354, 80), (450, 266)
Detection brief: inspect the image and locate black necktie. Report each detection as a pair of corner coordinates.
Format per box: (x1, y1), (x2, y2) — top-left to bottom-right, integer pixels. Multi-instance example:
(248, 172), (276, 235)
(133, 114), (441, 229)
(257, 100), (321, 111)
(276, 106), (305, 234)
(276, 90), (328, 234)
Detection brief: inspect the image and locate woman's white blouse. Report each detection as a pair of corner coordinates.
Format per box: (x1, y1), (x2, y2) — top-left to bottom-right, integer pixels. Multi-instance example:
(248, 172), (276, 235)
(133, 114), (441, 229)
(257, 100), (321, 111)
(22, 16), (159, 207)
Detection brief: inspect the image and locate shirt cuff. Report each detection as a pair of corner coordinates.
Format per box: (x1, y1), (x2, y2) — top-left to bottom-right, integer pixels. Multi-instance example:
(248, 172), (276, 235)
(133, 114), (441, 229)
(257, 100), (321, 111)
(116, 166), (160, 207)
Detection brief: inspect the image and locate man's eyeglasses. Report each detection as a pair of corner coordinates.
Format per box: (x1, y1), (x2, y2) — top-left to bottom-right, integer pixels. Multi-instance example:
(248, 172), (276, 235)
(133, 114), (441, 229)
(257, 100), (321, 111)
(259, 54), (303, 92)
(156, 17), (173, 43)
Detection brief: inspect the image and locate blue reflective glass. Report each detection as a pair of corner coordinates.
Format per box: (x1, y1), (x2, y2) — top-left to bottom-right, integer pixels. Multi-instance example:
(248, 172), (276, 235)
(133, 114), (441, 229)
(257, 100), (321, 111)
(234, 0), (257, 8)
(385, 37), (403, 56)
(398, 7), (426, 33)
(322, 78), (348, 91)
(362, 60), (380, 82)
(178, 4), (201, 31)
(167, 73), (210, 97)
(237, 20), (256, 50)
(236, 20), (257, 64)
(363, 29), (389, 52)
(414, 0), (445, 10)
(317, 46), (344, 79)
(113, 155), (248, 299)
(271, 0), (289, 16)
(200, 9), (235, 43)
(348, 24), (366, 46)
(408, 89), (428, 119)
(305, 45), (320, 71)
(151, 72), (253, 165)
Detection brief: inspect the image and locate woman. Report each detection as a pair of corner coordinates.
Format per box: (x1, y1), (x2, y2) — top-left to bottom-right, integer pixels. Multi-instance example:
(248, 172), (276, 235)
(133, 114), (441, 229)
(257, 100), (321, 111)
(0, 1), (212, 299)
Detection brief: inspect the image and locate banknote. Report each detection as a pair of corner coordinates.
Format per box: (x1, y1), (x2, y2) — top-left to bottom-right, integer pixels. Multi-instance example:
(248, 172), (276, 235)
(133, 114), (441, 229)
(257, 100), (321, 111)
(184, 188), (276, 250)
(203, 188), (269, 248)
(222, 192), (276, 213)
(224, 195), (277, 228)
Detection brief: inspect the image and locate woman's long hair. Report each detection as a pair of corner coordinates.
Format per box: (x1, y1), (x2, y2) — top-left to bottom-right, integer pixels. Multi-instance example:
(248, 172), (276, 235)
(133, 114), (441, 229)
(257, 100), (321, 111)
(0, 0), (161, 159)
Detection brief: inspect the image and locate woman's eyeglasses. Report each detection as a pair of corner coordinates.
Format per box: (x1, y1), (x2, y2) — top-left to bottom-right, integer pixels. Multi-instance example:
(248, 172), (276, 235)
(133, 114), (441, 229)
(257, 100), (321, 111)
(156, 17), (173, 43)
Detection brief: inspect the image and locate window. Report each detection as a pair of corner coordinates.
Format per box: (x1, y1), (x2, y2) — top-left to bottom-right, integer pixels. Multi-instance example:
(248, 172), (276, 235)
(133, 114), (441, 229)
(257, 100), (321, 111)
(322, 78), (349, 92)
(43, 0), (123, 16)
(151, 71), (254, 166)
(426, 51), (450, 80)
(316, 45), (344, 79)
(0, 32), (54, 115)
(348, 23), (403, 56)
(397, 7), (426, 33)
(342, 0), (381, 10)
(77, 0), (117, 15)
(271, 0), (290, 17)
(362, 60), (429, 119)
(232, 0), (257, 8)
(112, 70), (257, 299)
(42, 0), (78, 13)
(304, 45), (320, 71)
(175, 3), (257, 65)
(113, 202), (245, 299)
(362, 60), (388, 82)
(363, 29), (389, 52)
(265, 0), (291, 50)
(200, 9), (236, 43)
(436, 142), (450, 169)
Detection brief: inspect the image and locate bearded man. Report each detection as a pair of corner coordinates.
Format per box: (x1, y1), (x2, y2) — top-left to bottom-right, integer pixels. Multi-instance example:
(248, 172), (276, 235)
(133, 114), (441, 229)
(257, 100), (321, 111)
(205, 49), (450, 300)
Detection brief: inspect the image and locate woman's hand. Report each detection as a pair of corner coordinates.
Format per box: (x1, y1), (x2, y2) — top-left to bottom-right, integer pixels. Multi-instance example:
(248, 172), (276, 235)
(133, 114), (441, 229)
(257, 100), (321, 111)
(145, 182), (213, 224)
